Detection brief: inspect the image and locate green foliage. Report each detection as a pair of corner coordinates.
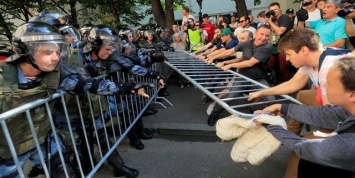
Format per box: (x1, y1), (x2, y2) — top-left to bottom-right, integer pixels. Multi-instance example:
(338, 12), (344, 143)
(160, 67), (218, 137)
(254, 0), (261, 6)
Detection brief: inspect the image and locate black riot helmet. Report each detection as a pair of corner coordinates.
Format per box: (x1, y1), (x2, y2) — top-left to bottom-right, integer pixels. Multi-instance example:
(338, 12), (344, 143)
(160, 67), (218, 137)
(10, 21), (67, 70)
(34, 9), (71, 27)
(87, 25), (118, 49)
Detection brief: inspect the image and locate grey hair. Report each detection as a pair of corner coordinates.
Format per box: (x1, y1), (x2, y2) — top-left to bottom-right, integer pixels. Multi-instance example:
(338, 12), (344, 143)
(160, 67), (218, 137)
(331, 54), (355, 91)
(240, 30), (254, 39)
(326, 0), (343, 8)
(173, 33), (182, 41)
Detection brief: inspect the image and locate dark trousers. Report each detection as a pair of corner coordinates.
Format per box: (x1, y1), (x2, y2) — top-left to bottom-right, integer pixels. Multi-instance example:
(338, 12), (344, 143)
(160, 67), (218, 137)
(298, 159), (354, 178)
(268, 51), (295, 84)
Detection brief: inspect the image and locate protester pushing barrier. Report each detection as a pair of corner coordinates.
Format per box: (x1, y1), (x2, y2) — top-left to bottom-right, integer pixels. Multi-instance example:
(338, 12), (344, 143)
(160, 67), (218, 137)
(163, 50), (301, 119)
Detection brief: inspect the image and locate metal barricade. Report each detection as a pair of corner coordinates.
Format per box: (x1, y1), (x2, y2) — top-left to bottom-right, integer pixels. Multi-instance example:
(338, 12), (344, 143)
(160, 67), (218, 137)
(0, 69), (168, 178)
(163, 51), (301, 118)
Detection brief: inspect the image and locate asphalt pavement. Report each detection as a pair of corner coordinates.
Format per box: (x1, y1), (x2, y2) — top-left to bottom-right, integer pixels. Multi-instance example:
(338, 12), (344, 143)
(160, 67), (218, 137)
(94, 82), (291, 178)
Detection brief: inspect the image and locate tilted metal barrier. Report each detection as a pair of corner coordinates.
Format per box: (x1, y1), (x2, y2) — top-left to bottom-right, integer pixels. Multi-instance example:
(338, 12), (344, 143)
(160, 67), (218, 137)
(163, 51), (302, 118)
(0, 65), (171, 178)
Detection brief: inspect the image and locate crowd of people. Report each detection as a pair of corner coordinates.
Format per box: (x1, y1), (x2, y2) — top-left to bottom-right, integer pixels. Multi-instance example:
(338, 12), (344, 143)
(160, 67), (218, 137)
(0, 9), (170, 178)
(177, 0), (355, 177)
(1, 0), (355, 177)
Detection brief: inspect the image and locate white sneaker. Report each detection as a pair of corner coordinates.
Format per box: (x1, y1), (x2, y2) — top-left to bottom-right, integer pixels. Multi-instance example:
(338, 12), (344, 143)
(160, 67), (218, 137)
(206, 104), (215, 115)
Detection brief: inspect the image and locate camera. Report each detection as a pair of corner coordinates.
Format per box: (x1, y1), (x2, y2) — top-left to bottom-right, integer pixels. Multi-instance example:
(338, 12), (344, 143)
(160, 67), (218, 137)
(265, 10), (275, 18)
(301, 0), (312, 6)
(296, 9), (309, 21)
(337, 4), (355, 17)
(186, 21), (192, 29)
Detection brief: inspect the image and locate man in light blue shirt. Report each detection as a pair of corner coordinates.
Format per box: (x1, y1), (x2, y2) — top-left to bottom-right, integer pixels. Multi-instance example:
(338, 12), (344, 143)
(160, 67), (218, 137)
(297, 0), (348, 48)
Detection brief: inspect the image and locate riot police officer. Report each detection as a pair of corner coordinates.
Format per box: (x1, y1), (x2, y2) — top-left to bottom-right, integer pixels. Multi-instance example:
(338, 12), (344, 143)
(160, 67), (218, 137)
(0, 21), (76, 178)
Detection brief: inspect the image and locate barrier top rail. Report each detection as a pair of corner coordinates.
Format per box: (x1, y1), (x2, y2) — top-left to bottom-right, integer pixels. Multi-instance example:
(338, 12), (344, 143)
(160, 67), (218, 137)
(163, 51), (302, 118)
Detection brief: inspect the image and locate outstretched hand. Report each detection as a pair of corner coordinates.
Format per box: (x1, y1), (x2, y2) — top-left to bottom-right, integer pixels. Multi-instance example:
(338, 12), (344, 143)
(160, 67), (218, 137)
(254, 104), (282, 116)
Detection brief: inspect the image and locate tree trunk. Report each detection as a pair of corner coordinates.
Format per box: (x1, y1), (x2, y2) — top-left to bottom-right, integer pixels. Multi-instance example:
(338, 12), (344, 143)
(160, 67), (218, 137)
(150, 0), (166, 27)
(164, 0), (174, 29)
(234, 0), (248, 18)
(69, 0), (78, 27)
(0, 14), (13, 42)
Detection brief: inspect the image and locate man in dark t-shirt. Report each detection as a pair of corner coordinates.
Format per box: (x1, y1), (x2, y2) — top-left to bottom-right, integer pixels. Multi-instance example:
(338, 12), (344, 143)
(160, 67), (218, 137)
(205, 25), (275, 126)
(266, 2), (293, 84)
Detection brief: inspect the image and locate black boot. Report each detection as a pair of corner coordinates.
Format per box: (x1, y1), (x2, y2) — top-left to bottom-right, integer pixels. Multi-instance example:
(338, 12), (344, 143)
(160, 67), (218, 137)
(142, 108), (158, 116)
(124, 117), (147, 150)
(28, 166), (44, 177)
(105, 145), (139, 177)
(208, 113), (219, 126)
(113, 165), (139, 178)
(135, 118), (153, 140)
(129, 139), (145, 150)
(158, 87), (170, 96)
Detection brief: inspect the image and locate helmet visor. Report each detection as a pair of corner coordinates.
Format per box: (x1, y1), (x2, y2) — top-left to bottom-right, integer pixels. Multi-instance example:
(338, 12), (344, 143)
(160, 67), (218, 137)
(60, 26), (81, 43)
(26, 41), (69, 67)
(101, 39), (118, 49)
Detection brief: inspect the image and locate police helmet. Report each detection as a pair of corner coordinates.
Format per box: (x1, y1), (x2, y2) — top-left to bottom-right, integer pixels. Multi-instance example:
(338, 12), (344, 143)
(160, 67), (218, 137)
(59, 25), (81, 43)
(80, 24), (94, 37)
(118, 28), (132, 41)
(88, 25), (118, 48)
(144, 30), (155, 39)
(11, 22), (67, 69)
(35, 10), (71, 27)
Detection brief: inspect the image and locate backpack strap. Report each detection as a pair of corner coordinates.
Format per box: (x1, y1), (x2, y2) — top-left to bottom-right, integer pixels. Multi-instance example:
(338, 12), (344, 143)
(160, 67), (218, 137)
(318, 48), (351, 72)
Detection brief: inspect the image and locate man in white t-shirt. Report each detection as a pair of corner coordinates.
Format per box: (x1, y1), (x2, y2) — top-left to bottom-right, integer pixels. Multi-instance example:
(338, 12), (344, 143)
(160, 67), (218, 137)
(233, 15), (256, 39)
(181, 7), (195, 30)
(248, 28), (351, 178)
(293, 0), (322, 28)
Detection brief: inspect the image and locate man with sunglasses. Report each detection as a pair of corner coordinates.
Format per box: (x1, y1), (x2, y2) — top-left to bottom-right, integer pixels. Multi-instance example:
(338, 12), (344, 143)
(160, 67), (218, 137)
(233, 15), (256, 40)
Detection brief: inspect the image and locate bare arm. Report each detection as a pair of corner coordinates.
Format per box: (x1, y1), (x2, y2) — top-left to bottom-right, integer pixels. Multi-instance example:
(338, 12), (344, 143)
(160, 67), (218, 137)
(267, 18), (287, 35)
(323, 39), (346, 48)
(205, 48), (235, 63)
(221, 57), (260, 71)
(346, 17), (355, 37)
(216, 58), (242, 68)
(196, 46), (217, 59)
(296, 21), (310, 29)
(192, 42), (213, 55)
(206, 48), (226, 59)
(248, 71), (310, 101)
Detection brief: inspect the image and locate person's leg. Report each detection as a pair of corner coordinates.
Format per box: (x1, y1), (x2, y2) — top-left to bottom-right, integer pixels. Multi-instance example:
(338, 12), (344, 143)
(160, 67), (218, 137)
(285, 88), (335, 178)
(0, 149), (33, 178)
(268, 54), (279, 83)
(134, 117), (153, 140)
(207, 88), (230, 115)
(96, 122), (139, 177)
(30, 132), (76, 178)
(298, 159), (354, 178)
(207, 78), (246, 126)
